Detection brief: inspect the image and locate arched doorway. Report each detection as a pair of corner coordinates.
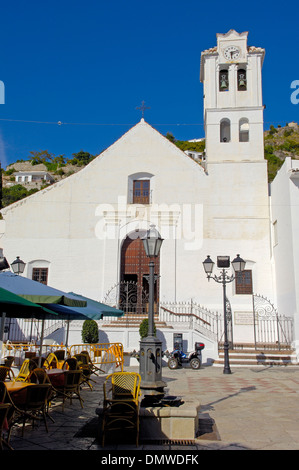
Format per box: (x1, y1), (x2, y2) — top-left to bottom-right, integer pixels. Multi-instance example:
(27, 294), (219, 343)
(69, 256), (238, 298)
(120, 230), (160, 314)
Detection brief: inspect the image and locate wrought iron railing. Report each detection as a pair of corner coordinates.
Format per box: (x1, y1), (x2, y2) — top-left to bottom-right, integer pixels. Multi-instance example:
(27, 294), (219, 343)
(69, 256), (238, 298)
(159, 301), (220, 342)
(252, 293), (294, 349)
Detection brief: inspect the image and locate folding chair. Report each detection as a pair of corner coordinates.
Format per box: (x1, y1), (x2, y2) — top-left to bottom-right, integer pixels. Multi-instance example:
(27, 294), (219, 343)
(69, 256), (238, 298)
(102, 372), (141, 447)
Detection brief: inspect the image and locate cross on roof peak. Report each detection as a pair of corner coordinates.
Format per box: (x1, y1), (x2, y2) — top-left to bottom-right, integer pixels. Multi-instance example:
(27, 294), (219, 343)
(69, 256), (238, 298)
(136, 100), (150, 119)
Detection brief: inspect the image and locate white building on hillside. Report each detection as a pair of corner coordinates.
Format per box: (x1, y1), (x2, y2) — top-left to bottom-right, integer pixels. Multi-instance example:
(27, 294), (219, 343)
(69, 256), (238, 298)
(14, 171), (54, 187)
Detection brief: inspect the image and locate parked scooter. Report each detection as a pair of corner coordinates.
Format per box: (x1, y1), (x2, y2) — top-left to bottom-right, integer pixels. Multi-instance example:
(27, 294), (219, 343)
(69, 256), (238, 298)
(165, 342), (205, 370)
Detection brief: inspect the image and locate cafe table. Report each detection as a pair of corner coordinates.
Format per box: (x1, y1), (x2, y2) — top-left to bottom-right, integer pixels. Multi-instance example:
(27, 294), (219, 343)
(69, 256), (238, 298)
(4, 381), (33, 394)
(4, 381), (35, 406)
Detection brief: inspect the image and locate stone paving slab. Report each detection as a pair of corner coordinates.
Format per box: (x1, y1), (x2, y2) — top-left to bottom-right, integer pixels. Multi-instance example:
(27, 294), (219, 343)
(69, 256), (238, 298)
(3, 364), (299, 452)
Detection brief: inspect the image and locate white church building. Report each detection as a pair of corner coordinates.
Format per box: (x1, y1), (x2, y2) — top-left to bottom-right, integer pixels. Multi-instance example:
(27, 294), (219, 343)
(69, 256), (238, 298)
(0, 30), (297, 364)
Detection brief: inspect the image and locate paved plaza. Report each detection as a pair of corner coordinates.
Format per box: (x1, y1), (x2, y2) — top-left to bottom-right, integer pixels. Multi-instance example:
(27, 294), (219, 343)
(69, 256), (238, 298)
(4, 363), (299, 452)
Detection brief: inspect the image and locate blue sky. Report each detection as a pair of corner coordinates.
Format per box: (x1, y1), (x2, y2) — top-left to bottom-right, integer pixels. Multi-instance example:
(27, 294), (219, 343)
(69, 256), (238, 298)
(0, 0), (298, 167)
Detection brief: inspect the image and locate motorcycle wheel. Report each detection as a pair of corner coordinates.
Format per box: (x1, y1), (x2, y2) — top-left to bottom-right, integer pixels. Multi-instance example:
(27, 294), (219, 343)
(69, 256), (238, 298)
(168, 358), (179, 369)
(190, 357), (201, 369)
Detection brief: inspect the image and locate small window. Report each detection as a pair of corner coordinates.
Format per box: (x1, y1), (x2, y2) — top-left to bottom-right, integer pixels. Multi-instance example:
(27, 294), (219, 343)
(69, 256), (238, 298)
(239, 118), (249, 142)
(32, 268), (48, 285)
(133, 180), (150, 204)
(235, 270), (253, 294)
(219, 70), (229, 91)
(238, 69), (247, 91)
(220, 118), (231, 143)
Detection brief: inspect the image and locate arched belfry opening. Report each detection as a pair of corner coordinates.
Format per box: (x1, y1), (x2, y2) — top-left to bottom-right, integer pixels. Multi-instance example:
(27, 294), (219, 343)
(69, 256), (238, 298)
(120, 230), (160, 314)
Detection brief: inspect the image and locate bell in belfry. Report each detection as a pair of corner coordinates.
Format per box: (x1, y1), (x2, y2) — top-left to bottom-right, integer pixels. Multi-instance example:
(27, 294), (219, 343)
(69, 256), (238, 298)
(238, 72), (246, 89)
(220, 78), (228, 89)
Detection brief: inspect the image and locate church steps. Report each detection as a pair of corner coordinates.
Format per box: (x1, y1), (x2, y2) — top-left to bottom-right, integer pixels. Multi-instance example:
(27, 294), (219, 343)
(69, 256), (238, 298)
(214, 346), (298, 366)
(102, 314), (172, 329)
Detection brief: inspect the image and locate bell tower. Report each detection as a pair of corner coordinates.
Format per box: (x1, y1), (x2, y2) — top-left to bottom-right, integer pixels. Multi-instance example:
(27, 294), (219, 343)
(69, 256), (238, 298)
(200, 30), (265, 163)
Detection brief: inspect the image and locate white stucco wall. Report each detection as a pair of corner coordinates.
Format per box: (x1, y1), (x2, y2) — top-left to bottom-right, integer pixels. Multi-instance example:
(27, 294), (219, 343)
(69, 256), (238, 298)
(271, 158), (299, 350)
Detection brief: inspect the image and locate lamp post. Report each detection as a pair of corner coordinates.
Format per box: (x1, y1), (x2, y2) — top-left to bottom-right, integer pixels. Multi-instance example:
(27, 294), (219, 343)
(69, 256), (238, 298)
(139, 225), (166, 399)
(11, 256), (26, 275)
(203, 254), (246, 374)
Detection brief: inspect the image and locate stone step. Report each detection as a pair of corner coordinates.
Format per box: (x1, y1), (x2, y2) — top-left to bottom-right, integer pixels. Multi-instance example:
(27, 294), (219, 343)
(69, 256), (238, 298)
(215, 346), (298, 366)
(219, 349), (294, 356)
(102, 314), (172, 329)
(218, 342), (293, 351)
(102, 322), (172, 329)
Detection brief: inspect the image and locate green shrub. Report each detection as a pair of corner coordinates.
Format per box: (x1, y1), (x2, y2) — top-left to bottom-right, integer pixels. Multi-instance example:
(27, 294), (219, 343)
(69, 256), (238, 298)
(269, 125), (278, 135)
(264, 144), (274, 155)
(284, 129), (293, 137)
(139, 318), (156, 339)
(81, 319), (99, 343)
(265, 154), (284, 182)
(4, 167), (16, 175)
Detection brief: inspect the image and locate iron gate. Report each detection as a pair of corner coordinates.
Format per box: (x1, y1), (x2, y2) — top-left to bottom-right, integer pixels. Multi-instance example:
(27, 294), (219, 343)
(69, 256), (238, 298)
(103, 281), (150, 314)
(252, 294), (294, 349)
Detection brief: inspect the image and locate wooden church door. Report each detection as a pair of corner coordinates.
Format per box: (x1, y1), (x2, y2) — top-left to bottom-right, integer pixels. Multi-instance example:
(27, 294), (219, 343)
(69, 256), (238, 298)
(120, 231), (160, 314)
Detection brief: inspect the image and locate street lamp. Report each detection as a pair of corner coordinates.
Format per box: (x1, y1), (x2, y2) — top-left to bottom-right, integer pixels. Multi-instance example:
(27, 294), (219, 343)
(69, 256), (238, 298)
(11, 256), (26, 275)
(203, 254), (246, 374)
(139, 225), (166, 400)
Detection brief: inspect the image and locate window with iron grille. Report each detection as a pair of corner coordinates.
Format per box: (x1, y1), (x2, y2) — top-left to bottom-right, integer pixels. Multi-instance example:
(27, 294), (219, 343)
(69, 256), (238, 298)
(32, 267), (48, 285)
(235, 270), (253, 294)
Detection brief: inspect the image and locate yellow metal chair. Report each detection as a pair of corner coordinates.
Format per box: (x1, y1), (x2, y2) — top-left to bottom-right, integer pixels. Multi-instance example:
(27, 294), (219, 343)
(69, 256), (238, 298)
(43, 353), (59, 369)
(14, 359), (31, 382)
(102, 372), (141, 447)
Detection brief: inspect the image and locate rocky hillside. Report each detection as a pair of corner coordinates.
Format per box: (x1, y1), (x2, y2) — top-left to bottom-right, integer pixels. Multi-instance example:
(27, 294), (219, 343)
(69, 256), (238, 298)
(264, 122), (299, 181)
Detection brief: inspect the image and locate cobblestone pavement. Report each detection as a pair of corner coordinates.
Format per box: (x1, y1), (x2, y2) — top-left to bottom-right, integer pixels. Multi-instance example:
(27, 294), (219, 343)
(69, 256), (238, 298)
(3, 364), (299, 453)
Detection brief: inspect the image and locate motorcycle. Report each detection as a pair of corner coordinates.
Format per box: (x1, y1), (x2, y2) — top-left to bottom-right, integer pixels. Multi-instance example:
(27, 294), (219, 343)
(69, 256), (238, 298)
(165, 342), (205, 370)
